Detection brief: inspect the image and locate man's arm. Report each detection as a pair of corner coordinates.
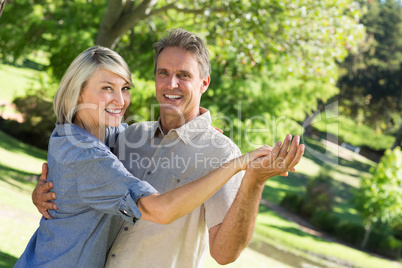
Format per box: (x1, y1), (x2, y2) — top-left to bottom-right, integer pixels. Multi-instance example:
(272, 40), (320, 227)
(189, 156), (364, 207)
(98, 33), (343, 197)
(208, 135), (304, 265)
(32, 163), (57, 219)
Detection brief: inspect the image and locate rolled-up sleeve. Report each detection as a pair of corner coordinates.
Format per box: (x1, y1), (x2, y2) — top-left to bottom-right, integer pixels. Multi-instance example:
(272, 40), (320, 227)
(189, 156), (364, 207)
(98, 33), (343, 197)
(73, 146), (158, 224)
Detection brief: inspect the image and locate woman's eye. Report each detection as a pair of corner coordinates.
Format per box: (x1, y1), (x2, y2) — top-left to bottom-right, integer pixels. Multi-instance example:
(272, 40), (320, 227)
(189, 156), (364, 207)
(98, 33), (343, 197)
(102, 86), (112, 91)
(122, 86), (131, 91)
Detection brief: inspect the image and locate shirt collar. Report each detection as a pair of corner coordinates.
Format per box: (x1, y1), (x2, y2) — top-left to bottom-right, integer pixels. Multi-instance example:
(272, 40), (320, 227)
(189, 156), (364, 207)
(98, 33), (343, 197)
(151, 107), (212, 144)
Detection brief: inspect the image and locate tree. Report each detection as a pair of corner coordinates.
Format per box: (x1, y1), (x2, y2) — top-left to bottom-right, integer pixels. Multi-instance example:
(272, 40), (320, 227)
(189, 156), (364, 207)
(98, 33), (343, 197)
(0, 0), (364, 82)
(0, 0), (7, 17)
(336, 0), (402, 148)
(354, 147), (402, 248)
(0, 0), (365, 151)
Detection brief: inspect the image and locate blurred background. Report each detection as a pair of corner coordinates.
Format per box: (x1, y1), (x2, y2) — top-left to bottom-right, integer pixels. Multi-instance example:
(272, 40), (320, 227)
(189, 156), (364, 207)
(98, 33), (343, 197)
(0, 0), (401, 267)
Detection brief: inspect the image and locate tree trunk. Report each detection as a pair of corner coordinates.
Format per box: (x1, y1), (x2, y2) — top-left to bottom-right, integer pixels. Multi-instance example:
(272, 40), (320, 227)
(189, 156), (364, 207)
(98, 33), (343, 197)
(361, 221), (372, 249)
(96, 27), (123, 49)
(95, 0), (160, 49)
(0, 0), (8, 17)
(392, 123), (402, 150)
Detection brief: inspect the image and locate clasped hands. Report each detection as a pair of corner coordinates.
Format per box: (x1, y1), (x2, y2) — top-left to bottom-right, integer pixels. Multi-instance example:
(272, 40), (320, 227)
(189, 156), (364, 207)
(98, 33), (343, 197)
(240, 134), (304, 184)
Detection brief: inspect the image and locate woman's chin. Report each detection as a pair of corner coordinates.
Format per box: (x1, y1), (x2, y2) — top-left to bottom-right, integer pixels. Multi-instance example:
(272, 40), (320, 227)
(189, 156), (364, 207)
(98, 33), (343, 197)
(105, 118), (123, 128)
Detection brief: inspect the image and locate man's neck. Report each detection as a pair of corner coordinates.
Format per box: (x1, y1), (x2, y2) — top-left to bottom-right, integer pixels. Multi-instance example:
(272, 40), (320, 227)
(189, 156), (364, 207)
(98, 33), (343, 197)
(159, 109), (201, 135)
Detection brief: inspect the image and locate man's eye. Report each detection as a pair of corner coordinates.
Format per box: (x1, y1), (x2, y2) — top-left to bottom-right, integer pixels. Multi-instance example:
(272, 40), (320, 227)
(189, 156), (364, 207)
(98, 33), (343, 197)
(179, 73), (190, 78)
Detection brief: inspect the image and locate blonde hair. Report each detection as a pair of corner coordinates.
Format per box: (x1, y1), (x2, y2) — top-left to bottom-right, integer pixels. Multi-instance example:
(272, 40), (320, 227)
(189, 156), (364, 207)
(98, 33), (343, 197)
(54, 46), (133, 124)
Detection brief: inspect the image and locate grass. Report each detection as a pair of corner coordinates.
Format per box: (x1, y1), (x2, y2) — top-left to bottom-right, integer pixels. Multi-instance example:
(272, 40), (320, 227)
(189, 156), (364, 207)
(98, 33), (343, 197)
(311, 114), (395, 151)
(0, 63), (44, 102)
(255, 208), (401, 268)
(0, 130), (46, 267)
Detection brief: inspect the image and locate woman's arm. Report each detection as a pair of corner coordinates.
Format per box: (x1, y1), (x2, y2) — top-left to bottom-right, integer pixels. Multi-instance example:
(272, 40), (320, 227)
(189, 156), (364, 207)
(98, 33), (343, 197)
(136, 144), (280, 225)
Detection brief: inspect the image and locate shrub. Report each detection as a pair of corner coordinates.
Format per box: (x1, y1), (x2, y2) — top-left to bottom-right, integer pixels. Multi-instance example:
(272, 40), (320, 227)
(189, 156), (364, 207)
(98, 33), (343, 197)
(10, 88), (56, 149)
(377, 236), (402, 259)
(335, 221), (365, 245)
(299, 169), (334, 218)
(310, 211), (340, 234)
(280, 192), (303, 213)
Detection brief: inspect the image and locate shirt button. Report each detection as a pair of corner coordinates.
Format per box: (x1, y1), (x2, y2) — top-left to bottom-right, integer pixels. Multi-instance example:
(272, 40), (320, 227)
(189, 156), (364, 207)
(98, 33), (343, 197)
(111, 254), (116, 258)
(124, 226), (129, 231)
(147, 171), (151, 175)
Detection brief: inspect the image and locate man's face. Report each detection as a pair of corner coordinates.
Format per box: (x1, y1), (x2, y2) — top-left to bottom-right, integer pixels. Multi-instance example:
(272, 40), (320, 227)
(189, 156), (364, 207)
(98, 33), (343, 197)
(155, 47), (210, 121)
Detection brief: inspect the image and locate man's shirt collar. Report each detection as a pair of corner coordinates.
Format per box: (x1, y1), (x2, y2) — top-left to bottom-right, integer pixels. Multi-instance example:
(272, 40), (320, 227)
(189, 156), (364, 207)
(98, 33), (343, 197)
(151, 107), (211, 144)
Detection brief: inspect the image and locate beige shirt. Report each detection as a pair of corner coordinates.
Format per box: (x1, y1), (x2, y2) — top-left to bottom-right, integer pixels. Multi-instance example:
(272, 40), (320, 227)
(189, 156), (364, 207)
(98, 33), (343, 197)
(105, 108), (243, 268)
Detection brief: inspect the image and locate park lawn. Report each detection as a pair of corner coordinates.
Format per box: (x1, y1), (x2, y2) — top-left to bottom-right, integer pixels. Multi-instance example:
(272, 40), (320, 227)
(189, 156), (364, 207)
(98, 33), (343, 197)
(311, 114), (395, 151)
(254, 208), (401, 268)
(0, 63), (44, 102)
(0, 130), (46, 267)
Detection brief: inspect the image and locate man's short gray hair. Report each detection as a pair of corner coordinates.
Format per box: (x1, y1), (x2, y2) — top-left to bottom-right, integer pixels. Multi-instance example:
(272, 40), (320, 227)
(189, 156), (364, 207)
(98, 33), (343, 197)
(153, 28), (211, 79)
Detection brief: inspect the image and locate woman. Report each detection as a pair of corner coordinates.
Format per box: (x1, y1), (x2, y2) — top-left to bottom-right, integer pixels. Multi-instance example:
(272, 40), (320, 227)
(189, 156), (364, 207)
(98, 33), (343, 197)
(15, 46), (279, 267)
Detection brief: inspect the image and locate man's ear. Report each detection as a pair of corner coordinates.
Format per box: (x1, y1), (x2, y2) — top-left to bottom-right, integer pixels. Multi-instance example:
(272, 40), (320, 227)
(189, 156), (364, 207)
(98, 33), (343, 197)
(200, 76), (211, 94)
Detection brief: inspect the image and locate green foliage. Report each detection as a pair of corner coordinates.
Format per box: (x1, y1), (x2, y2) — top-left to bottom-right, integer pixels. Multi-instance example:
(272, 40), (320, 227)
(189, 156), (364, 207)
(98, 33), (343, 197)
(310, 211), (340, 233)
(204, 0), (364, 82)
(337, 0), (402, 133)
(335, 220), (365, 245)
(10, 86), (57, 149)
(354, 147), (402, 231)
(377, 236), (402, 259)
(300, 169), (334, 218)
(125, 76), (158, 123)
(0, 0), (105, 78)
(280, 192), (303, 213)
(1, 0), (365, 82)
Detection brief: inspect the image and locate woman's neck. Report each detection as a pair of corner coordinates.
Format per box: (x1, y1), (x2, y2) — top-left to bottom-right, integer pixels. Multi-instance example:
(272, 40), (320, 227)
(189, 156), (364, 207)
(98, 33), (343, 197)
(73, 118), (106, 143)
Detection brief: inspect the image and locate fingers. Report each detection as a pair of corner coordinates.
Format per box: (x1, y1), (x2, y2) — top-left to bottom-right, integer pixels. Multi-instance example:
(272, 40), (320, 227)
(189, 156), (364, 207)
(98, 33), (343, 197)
(32, 162), (57, 219)
(286, 144), (305, 171)
(284, 135), (300, 167)
(278, 134), (292, 159)
(39, 163), (49, 182)
(40, 181), (54, 193)
(271, 140), (282, 159)
(251, 145), (273, 159)
(40, 205), (53, 220)
(213, 126), (223, 134)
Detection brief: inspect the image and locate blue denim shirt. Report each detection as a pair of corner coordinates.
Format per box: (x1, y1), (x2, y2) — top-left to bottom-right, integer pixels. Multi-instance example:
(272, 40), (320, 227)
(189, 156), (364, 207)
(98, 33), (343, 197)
(15, 123), (157, 268)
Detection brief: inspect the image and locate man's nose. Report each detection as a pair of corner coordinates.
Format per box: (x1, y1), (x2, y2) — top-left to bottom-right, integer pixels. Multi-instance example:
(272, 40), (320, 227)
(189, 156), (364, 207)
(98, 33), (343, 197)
(166, 75), (179, 90)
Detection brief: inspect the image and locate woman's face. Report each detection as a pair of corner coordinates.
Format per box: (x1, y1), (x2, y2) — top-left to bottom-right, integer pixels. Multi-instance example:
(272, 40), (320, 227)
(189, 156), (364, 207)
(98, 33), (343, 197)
(76, 68), (131, 128)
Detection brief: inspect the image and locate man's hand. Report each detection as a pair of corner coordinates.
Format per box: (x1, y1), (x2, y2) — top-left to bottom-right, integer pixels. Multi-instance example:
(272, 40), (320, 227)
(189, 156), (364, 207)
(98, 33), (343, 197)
(32, 163), (57, 219)
(246, 134), (304, 184)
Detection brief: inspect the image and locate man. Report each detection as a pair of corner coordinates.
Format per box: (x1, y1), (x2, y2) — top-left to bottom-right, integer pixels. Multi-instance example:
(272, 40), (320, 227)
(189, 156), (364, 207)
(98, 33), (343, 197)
(34, 29), (304, 267)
